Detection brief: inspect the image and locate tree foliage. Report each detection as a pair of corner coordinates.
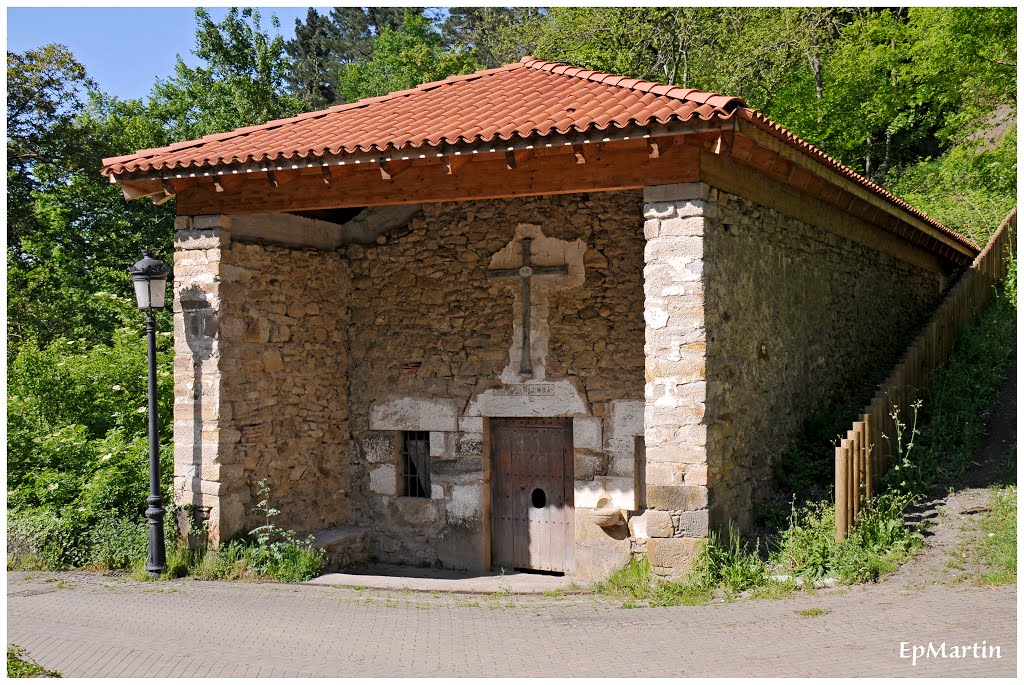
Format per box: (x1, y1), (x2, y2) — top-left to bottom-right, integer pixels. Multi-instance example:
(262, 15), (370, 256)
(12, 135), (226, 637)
(336, 11), (480, 102)
(151, 7), (303, 139)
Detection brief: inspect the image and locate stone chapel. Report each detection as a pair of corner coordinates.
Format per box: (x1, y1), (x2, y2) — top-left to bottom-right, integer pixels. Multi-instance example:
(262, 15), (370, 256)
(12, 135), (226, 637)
(102, 57), (979, 580)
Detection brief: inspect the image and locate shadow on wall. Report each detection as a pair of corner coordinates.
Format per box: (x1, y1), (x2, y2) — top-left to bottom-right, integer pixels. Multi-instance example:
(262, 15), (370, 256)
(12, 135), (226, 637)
(178, 284), (217, 538)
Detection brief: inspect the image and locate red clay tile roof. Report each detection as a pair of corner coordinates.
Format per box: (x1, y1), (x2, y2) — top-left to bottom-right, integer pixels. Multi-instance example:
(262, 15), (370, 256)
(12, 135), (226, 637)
(102, 56), (976, 252)
(102, 57), (744, 176)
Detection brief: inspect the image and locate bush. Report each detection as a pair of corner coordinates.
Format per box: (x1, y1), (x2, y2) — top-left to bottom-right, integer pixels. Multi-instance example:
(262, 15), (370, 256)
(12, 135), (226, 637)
(6, 327), (174, 571)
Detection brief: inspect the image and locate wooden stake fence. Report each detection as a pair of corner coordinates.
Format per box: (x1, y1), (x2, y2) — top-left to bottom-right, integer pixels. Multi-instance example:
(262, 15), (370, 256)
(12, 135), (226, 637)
(834, 209), (1017, 540)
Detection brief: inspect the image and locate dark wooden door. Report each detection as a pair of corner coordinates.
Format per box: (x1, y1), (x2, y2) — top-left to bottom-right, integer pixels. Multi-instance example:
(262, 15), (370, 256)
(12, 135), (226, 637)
(490, 418), (574, 573)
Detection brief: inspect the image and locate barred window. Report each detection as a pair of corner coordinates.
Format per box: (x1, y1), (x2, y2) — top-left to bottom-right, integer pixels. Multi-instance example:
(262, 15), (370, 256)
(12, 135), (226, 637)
(401, 431), (431, 498)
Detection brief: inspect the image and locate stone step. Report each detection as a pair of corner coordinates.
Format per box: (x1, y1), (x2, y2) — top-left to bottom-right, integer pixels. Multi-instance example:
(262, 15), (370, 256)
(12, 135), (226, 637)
(311, 525), (371, 571)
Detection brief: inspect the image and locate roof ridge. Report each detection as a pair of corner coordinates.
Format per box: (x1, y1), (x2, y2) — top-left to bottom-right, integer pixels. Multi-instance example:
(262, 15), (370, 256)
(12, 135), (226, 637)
(518, 56), (746, 112)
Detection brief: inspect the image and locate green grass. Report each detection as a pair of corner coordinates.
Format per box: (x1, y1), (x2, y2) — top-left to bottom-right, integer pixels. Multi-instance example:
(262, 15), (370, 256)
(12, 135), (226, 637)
(973, 486), (1017, 585)
(8, 645), (60, 678)
(796, 607), (831, 617)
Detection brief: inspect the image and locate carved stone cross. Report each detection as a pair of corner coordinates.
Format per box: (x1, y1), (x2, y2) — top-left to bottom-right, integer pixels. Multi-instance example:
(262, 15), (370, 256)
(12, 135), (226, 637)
(487, 238), (568, 375)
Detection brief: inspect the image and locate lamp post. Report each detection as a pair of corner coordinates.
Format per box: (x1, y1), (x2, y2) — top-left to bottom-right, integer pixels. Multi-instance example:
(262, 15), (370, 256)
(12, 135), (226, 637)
(129, 250), (170, 576)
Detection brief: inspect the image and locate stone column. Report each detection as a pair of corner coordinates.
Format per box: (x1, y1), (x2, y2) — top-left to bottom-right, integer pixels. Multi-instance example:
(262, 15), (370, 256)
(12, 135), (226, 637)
(641, 183), (713, 577)
(172, 215), (244, 544)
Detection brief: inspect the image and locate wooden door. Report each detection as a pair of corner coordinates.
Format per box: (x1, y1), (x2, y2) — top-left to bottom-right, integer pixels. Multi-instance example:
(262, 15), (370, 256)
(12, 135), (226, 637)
(490, 418), (574, 573)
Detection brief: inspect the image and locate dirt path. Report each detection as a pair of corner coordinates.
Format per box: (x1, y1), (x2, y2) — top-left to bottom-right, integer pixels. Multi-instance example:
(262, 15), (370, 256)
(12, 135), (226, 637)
(887, 353), (1016, 588)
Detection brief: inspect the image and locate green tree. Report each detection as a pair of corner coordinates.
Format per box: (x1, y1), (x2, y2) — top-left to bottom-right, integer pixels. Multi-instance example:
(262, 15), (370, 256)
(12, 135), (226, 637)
(337, 11), (480, 102)
(285, 6), (424, 108)
(441, 7), (543, 68)
(151, 7), (302, 139)
(6, 46), (175, 349)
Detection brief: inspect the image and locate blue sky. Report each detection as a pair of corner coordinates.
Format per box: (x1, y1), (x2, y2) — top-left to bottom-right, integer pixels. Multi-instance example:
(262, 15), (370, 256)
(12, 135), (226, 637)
(6, 6), (314, 101)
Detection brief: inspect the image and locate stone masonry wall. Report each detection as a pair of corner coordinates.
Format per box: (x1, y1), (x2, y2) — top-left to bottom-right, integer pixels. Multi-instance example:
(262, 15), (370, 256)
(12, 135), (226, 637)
(702, 189), (944, 530)
(172, 215), (352, 541)
(636, 184), (712, 576)
(345, 191), (646, 573)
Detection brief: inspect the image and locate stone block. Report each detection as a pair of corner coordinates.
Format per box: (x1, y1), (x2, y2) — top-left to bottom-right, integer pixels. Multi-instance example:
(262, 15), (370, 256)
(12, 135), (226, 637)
(362, 432), (393, 464)
(647, 537), (705, 577)
(432, 456), (482, 482)
(645, 462), (684, 486)
(573, 449), (607, 480)
(659, 216), (706, 236)
(446, 483), (482, 524)
(459, 416), (483, 433)
(431, 484), (444, 500)
(645, 445), (706, 464)
(675, 510), (709, 538)
(647, 485), (708, 511)
(645, 509), (675, 538)
(682, 463), (708, 486)
(573, 508), (631, 582)
(429, 431), (447, 457)
(572, 416), (603, 449)
(643, 218), (661, 239)
(369, 465), (396, 495)
(457, 433), (483, 456)
(370, 397), (459, 432)
(193, 214), (232, 230)
(174, 228), (228, 251)
(628, 510), (649, 539)
(643, 182), (707, 204)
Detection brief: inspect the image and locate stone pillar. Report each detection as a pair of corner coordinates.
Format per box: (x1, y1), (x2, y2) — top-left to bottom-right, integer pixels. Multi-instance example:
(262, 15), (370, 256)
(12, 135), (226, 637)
(641, 183), (713, 577)
(172, 215), (244, 544)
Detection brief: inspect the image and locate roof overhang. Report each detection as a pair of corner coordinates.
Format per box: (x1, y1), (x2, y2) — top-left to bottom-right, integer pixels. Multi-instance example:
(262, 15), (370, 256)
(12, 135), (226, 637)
(108, 120), (978, 267)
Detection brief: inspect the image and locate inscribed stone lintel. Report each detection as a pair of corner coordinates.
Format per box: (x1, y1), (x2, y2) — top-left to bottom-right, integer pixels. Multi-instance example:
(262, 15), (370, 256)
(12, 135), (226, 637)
(463, 378), (588, 417)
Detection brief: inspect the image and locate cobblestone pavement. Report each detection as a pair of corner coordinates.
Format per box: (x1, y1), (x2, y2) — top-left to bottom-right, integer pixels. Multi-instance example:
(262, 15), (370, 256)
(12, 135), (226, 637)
(5, 566), (1015, 677)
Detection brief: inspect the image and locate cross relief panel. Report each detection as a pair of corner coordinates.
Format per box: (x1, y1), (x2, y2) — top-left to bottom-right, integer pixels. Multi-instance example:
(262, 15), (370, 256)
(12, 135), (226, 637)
(485, 224), (586, 384)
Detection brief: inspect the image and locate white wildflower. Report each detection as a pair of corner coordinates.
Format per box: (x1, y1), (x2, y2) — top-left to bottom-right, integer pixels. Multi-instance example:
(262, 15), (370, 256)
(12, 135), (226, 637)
(48, 483), (59, 491)
(101, 453), (113, 462)
(111, 385), (122, 391)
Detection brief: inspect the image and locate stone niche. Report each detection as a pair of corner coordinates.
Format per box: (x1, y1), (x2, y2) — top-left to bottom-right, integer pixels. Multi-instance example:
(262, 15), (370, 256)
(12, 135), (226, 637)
(345, 191), (647, 576)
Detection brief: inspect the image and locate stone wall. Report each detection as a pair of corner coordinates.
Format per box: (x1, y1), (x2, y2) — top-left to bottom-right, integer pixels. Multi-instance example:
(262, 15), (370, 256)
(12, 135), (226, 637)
(702, 188), (944, 529)
(345, 191), (647, 573)
(172, 215), (352, 541)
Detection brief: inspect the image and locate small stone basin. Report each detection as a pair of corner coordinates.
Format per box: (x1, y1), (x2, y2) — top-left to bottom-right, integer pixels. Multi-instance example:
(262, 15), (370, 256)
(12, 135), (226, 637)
(589, 505), (623, 528)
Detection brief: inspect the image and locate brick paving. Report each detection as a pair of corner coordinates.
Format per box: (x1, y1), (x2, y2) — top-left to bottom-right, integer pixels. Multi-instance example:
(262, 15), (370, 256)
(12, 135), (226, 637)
(5, 567), (1015, 677)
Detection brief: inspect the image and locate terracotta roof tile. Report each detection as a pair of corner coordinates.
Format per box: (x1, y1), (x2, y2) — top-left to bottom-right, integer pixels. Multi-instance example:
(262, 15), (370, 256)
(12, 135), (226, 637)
(101, 55), (975, 253)
(103, 56), (749, 176)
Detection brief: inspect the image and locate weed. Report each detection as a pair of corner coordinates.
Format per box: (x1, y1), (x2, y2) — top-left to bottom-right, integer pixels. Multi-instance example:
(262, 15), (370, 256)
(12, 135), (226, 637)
(689, 525), (768, 595)
(7, 645), (61, 678)
(599, 556), (652, 599)
(542, 588), (564, 598)
(797, 607), (831, 617)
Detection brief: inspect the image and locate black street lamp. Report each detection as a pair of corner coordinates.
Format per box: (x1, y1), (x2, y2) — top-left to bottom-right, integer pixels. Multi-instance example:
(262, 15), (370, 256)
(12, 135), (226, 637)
(129, 250), (170, 576)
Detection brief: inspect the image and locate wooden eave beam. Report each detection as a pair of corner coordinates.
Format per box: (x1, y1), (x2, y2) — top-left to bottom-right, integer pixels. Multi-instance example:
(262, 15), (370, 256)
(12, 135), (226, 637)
(734, 119), (977, 260)
(171, 138), (700, 216)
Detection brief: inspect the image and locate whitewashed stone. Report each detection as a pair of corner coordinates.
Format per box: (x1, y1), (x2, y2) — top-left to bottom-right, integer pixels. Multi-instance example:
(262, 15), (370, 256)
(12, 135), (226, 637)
(572, 416), (603, 449)
(370, 397), (459, 432)
(369, 465), (396, 495)
(446, 483), (483, 524)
